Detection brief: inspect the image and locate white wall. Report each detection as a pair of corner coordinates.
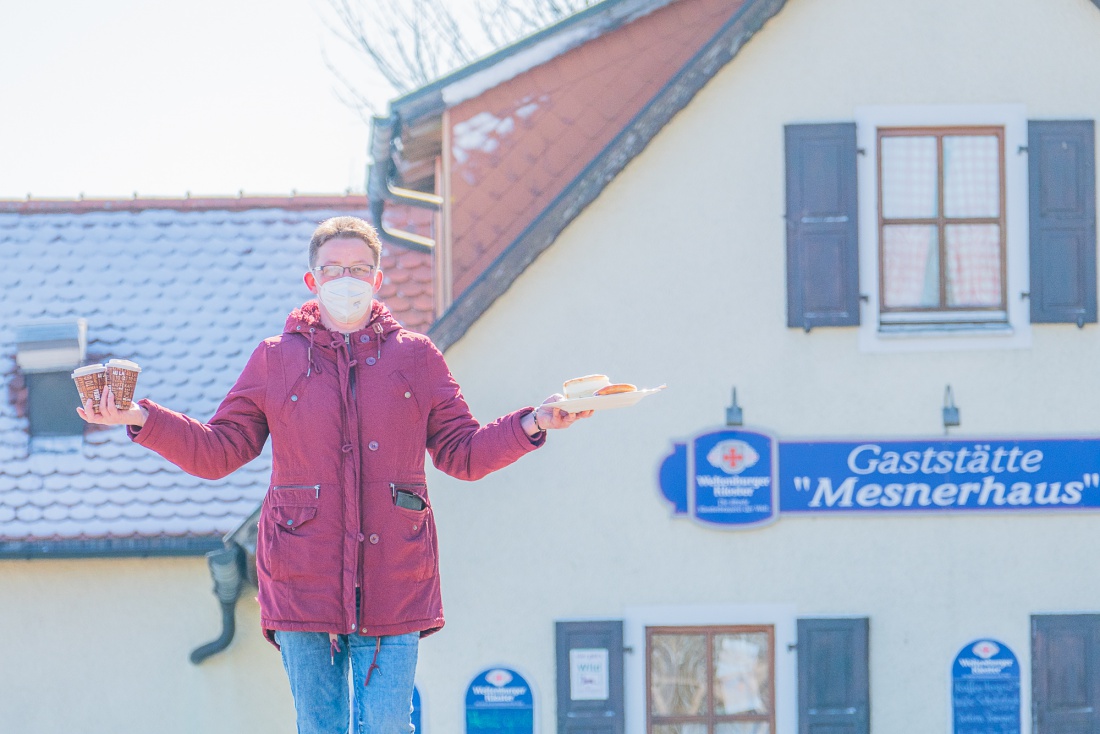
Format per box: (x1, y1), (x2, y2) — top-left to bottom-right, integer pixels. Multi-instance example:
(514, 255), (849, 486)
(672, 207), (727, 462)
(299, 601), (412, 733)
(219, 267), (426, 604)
(418, 0), (1100, 732)
(0, 557), (294, 734)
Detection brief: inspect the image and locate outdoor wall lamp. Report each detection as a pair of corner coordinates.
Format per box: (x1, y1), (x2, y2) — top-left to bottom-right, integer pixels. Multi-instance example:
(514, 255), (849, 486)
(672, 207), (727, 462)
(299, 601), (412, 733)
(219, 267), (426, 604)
(943, 385), (960, 433)
(726, 387), (744, 426)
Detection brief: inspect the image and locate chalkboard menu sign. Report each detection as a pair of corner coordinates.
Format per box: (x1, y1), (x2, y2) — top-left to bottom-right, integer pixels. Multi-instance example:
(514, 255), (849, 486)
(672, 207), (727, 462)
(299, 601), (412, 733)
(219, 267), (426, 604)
(952, 639), (1020, 734)
(465, 668), (534, 734)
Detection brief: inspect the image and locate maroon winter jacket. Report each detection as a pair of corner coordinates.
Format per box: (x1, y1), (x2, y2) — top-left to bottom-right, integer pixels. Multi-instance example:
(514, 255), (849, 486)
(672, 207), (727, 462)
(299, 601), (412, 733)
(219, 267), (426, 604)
(131, 300), (542, 643)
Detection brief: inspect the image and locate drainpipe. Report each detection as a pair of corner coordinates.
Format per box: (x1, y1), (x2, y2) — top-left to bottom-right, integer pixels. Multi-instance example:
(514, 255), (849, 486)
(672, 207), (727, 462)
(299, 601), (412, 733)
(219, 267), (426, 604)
(190, 543), (245, 664)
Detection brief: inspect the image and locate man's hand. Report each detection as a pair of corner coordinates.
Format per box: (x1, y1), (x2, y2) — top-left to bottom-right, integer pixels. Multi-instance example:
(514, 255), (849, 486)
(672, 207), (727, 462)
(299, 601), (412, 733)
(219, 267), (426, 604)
(523, 394), (593, 437)
(76, 384), (148, 428)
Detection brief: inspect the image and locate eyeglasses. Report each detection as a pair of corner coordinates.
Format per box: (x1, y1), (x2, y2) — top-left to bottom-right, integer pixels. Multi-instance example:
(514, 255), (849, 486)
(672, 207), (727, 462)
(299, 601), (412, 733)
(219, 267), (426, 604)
(311, 264), (376, 279)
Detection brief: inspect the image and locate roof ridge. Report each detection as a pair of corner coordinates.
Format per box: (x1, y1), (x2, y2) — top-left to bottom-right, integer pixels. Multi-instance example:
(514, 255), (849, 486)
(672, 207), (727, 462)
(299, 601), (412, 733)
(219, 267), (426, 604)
(0, 193), (369, 215)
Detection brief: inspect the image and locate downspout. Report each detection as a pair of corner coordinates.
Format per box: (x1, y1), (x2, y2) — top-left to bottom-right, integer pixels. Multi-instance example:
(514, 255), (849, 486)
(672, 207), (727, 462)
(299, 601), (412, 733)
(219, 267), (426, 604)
(189, 504), (259, 664)
(189, 544), (244, 664)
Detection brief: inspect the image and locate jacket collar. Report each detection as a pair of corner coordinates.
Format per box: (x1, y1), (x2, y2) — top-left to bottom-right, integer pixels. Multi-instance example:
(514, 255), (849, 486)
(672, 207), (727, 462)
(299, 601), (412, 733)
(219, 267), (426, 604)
(285, 299), (402, 343)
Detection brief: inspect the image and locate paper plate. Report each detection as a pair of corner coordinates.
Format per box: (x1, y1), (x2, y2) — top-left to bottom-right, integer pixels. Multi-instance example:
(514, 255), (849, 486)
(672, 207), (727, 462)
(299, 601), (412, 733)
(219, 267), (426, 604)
(543, 386), (666, 414)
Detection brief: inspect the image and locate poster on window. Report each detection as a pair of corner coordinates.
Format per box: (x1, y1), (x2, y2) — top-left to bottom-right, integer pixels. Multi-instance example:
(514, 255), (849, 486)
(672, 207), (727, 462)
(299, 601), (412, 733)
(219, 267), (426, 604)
(569, 648), (609, 701)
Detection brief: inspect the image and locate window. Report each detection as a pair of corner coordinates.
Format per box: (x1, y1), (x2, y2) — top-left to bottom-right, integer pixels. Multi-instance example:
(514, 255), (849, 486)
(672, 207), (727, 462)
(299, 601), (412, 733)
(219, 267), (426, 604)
(15, 320), (89, 440)
(785, 107), (1096, 350)
(857, 105), (1031, 350)
(878, 127), (1007, 327)
(647, 625), (775, 734)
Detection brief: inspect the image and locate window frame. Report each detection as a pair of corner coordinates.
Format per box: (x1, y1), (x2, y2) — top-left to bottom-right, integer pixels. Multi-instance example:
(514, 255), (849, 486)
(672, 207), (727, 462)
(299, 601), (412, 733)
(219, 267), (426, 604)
(855, 104), (1031, 352)
(877, 125), (1008, 318)
(646, 624), (777, 734)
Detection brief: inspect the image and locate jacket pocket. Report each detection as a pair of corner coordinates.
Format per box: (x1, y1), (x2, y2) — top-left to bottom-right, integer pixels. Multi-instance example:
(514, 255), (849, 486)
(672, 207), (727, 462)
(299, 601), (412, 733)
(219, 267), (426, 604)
(365, 482), (435, 583)
(261, 484), (336, 588)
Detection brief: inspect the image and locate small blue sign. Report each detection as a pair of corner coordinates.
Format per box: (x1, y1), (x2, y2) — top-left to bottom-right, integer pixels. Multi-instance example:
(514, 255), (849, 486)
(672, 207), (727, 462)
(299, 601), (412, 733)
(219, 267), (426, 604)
(465, 668), (534, 734)
(412, 685), (422, 733)
(659, 429), (778, 528)
(952, 639), (1020, 734)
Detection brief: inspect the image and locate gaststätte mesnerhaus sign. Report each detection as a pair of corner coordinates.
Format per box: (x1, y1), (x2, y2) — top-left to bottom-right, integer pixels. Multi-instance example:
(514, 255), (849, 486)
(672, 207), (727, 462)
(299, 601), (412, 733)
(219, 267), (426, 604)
(659, 427), (1100, 529)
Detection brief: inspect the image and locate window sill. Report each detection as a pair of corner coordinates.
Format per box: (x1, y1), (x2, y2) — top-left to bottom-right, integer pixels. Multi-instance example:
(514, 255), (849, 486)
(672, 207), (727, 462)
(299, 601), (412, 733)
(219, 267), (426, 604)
(878, 322), (1013, 336)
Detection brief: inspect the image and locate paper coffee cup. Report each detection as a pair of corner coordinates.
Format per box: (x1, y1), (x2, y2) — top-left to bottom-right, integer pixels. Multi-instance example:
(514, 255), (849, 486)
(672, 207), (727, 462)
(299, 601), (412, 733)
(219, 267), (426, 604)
(106, 359), (141, 410)
(71, 364), (107, 414)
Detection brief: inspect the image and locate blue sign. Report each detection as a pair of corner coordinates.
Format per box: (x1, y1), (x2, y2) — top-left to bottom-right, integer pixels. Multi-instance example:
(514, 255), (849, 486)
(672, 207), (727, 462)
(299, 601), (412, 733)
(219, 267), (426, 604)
(659, 429), (777, 528)
(661, 431), (1100, 529)
(465, 668), (533, 734)
(412, 685), (422, 733)
(781, 438), (1100, 514)
(952, 639), (1020, 734)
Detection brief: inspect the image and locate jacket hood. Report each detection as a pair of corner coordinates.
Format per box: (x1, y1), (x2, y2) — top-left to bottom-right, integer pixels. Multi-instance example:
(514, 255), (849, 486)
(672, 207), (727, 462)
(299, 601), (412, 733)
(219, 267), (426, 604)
(284, 299), (402, 340)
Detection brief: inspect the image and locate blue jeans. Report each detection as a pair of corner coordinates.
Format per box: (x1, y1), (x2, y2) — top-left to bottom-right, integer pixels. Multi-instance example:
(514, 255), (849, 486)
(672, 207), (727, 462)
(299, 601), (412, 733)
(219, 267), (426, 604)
(276, 630), (419, 734)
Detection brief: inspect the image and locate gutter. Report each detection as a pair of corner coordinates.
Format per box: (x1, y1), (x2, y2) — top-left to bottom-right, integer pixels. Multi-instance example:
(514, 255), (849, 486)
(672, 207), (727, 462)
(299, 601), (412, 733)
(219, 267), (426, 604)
(367, 116), (441, 255)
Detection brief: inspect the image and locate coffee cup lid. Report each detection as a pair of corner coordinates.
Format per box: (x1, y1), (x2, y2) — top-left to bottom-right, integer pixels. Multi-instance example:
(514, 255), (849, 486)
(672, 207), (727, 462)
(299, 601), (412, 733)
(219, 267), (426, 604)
(106, 359), (141, 372)
(71, 364), (106, 378)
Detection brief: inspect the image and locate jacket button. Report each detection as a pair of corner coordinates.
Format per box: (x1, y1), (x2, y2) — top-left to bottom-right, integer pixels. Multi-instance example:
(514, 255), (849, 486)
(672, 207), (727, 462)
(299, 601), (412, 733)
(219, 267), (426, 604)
(404, 391), (411, 398)
(360, 335), (369, 343)
(286, 519), (293, 526)
(290, 395), (298, 402)
(368, 441), (379, 451)
(358, 533), (365, 542)
(366, 357), (376, 366)
(369, 533), (379, 544)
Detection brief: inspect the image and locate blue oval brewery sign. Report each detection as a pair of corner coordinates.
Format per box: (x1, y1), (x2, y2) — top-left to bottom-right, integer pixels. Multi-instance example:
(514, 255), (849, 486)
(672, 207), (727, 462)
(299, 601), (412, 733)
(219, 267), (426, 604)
(465, 668), (534, 734)
(659, 429), (777, 528)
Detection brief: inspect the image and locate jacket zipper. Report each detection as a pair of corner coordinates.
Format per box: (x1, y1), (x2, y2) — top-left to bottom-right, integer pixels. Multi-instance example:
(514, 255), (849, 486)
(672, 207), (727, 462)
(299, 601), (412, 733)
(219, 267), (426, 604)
(346, 331), (362, 633)
(345, 333), (357, 399)
(273, 484), (321, 498)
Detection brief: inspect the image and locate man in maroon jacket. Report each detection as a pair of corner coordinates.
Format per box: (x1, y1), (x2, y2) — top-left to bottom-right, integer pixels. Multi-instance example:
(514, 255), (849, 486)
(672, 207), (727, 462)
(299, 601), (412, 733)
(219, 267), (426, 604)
(80, 216), (589, 734)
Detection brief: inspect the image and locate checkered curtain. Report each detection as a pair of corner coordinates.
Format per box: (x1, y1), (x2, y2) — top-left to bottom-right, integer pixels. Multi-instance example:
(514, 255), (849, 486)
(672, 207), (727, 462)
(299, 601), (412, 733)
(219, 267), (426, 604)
(881, 134), (1001, 309)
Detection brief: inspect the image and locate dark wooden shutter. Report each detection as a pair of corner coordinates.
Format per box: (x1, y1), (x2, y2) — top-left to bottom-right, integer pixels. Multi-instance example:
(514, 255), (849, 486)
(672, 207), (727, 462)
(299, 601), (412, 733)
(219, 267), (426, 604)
(785, 123), (860, 330)
(1028, 120), (1097, 326)
(797, 618), (869, 734)
(555, 621), (624, 734)
(1032, 614), (1100, 733)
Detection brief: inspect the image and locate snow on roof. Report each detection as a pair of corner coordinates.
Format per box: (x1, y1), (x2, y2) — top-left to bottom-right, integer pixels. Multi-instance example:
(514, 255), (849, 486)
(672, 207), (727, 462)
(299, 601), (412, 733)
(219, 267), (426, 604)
(0, 198), (432, 550)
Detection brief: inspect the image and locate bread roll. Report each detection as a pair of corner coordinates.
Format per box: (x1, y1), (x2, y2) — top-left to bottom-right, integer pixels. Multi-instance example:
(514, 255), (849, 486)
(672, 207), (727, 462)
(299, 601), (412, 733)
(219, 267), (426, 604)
(563, 374), (610, 399)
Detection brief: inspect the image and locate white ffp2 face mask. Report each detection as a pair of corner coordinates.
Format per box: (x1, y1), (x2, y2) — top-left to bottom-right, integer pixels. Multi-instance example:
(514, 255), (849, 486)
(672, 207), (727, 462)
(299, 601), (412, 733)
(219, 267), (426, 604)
(318, 276), (374, 324)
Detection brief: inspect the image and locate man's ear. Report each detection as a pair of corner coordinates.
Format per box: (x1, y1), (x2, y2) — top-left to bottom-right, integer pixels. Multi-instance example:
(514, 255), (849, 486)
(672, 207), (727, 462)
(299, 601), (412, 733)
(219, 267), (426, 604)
(371, 269), (383, 291)
(304, 271), (318, 294)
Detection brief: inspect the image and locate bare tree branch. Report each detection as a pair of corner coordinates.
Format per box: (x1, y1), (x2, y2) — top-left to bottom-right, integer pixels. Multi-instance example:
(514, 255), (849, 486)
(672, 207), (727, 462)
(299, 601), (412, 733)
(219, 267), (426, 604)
(321, 0), (596, 113)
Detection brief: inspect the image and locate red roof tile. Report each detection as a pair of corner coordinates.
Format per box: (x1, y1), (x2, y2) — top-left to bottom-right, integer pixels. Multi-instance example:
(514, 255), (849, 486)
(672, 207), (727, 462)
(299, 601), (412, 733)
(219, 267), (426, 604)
(445, 0), (745, 297)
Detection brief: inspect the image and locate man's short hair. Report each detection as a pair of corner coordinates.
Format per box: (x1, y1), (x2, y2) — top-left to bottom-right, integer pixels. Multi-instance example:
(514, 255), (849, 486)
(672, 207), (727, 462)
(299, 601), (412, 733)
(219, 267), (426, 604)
(309, 216), (383, 268)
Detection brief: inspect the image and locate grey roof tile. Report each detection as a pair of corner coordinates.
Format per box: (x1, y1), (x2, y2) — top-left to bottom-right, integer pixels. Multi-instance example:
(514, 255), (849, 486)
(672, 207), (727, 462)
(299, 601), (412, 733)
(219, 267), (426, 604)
(1, 198), (434, 548)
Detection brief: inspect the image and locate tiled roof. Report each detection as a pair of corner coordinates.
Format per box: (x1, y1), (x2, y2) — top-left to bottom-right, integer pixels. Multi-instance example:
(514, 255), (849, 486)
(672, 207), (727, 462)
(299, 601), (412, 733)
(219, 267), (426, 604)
(426, 0), (788, 351)
(0, 196), (433, 555)
(446, 0), (745, 296)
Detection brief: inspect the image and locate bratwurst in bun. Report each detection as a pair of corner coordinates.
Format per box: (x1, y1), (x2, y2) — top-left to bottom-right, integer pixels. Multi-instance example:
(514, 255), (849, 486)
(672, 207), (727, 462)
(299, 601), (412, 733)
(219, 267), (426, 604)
(593, 383), (636, 396)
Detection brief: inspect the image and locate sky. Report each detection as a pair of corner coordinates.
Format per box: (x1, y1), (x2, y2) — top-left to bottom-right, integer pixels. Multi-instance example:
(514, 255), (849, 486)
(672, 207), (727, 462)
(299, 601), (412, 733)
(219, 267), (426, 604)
(0, 0), (406, 200)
